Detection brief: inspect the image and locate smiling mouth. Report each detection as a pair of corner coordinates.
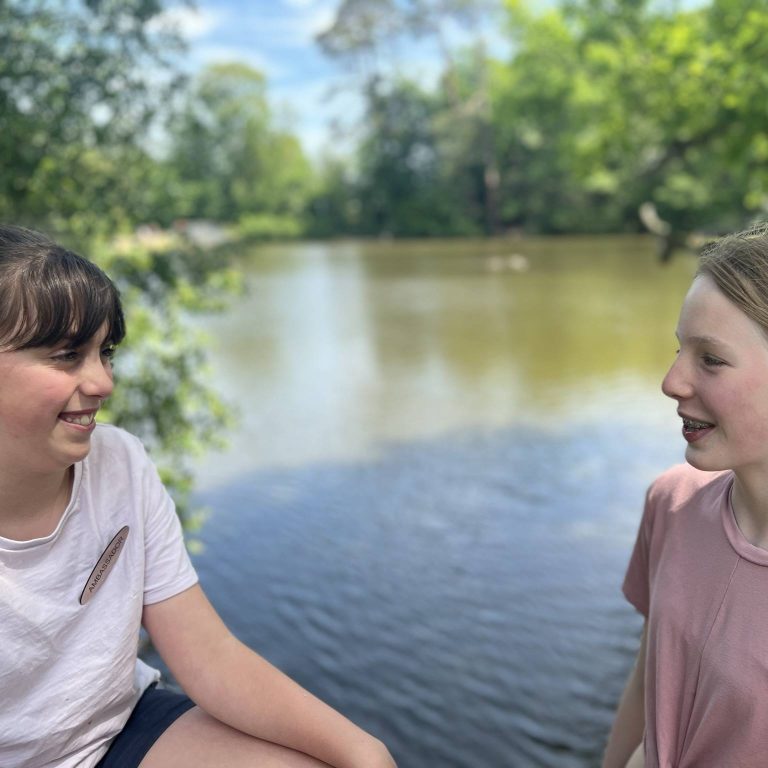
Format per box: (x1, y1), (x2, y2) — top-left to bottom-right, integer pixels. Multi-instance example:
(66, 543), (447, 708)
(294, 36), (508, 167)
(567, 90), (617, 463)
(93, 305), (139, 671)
(60, 413), (96, 426)
(682, 417), (715, 432)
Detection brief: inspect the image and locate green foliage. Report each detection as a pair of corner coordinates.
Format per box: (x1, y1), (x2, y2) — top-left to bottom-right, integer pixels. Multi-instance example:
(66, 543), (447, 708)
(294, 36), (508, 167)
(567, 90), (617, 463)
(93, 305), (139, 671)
(316, 0), (499, 235)
(305, 158), (364, 236)
(317, 0), (768, 237)
(19, 144), (188, 241)
(95, 236), (241, 531)
(358, 79), (439, 234)
(318, 0), (497, 60)
(237, 213), (304, 240)
(493, 0), (768, 234)
(492, 3), (609, 232)
(0, 0), (240, 531)
(0, 0), (184, 229)
(166, 63), (314, 226)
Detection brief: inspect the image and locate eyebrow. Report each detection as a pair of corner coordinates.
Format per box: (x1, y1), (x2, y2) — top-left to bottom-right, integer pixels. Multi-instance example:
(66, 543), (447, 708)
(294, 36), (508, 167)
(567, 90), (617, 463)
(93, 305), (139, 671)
(675, 332), (733, 350)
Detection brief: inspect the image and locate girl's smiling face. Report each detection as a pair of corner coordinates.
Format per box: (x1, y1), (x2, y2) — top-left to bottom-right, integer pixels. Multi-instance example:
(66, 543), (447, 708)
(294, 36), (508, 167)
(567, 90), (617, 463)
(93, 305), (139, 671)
(662, 275), (768, 477)
(0, 327), (115, 478)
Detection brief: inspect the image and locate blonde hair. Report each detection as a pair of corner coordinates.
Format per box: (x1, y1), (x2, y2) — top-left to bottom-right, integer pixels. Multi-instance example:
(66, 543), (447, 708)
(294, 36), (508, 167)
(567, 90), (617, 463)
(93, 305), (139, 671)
(697, 224), (768, 333)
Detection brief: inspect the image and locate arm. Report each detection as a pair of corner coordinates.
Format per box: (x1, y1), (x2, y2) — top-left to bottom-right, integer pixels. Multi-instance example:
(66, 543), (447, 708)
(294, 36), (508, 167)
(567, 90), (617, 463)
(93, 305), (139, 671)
(143, 584), (395, 768)
(602, 621), (647, 768)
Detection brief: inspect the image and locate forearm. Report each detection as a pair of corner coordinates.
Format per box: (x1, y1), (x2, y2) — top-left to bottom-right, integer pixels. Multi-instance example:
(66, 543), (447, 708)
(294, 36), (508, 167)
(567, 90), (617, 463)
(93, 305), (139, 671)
(180, 633), (392, 768)
(603, 623), (647, 768)
(602, 674), (644, 768)
(145, 587), (394, 767)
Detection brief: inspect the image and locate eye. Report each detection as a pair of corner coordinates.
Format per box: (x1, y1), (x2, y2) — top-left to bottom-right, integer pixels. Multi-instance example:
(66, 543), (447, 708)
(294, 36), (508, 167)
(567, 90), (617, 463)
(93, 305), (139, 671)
(51, 349), (79, 363)
(101, 345), (116, 360)
(702, 354), (725, 367)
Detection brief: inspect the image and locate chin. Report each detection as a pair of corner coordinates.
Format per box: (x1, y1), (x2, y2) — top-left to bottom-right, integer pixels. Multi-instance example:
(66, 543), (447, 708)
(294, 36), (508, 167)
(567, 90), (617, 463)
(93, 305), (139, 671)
(684, 448), (729, 473)
(71, 445), (92, 462)
(57, 444), (93, 467)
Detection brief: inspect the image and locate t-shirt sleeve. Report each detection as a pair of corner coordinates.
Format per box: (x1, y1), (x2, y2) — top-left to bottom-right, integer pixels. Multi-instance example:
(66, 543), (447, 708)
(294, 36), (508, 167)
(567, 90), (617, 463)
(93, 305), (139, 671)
(140, 453), (199, 605)
(622, 484), (656, 617)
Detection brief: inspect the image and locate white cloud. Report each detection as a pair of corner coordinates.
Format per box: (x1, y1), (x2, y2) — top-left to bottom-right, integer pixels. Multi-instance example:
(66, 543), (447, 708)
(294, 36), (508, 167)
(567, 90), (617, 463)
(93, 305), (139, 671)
(148, 6), (223, 40)
(230, 3), (336, 46)
(155, 1), (363, 158)
(304, 5), (337, 36)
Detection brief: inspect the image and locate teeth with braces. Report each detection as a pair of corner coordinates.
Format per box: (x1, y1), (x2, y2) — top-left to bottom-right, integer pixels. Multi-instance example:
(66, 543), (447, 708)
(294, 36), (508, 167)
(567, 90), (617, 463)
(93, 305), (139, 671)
(683, 418), (713, 430)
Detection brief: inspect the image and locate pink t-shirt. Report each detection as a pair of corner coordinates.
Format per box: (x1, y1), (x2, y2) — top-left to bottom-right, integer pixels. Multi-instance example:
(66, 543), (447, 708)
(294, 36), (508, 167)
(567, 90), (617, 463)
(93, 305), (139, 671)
(624, 463), (768, 768)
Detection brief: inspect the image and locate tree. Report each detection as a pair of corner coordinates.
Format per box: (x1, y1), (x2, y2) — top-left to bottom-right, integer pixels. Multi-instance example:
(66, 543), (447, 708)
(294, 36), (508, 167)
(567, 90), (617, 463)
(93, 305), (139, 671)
(96, 235), (238, 531)
(315, 0), (768, 238)
(317, 0), (496, 65)
(0, 0), (236, 525)
(0, 0), (185, 236)
(167, 63), (314, 232)
(494, 0), (768, 237)
(491, 2), (602, 232)
(317, 0), (501, 234)
(357, 78), (440, 234)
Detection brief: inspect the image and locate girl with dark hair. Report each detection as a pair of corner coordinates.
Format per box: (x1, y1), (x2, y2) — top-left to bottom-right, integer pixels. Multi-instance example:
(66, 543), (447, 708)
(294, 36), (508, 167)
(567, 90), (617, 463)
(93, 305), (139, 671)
(0, 226), (396, 768)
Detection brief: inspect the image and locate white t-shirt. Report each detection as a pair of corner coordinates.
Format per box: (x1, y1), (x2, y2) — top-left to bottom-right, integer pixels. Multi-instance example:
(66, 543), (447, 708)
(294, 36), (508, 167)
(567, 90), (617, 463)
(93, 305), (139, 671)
(0, 424), (199, 768)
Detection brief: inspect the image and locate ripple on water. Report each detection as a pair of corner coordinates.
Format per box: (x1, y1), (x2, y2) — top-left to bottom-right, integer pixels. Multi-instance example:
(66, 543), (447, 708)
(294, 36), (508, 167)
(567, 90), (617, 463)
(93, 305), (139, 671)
(143, 422), (678, 767)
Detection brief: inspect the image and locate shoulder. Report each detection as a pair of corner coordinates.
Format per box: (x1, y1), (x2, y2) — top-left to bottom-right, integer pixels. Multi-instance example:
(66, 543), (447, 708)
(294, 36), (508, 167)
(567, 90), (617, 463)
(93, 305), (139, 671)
(80, 424), (170, 519)
(647, 463), (731, 515)
(90, 422), (148, 457)
(85, 423), (155, 479)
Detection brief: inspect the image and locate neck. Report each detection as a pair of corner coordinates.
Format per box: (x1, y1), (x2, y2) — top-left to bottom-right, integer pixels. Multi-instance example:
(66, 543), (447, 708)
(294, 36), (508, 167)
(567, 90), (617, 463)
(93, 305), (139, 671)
(0, 466), (73, 541)
(731, 470), (768, 550)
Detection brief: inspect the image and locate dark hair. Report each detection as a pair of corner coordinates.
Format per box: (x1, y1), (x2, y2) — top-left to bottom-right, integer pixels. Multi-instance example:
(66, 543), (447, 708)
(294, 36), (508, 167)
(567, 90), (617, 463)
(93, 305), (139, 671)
(0, 225), (125, 350)
(697, 224), (768, 334)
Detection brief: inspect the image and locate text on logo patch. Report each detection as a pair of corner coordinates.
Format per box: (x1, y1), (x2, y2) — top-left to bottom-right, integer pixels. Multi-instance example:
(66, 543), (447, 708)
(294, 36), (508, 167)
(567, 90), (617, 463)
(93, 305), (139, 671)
(79, 526), (130, 606)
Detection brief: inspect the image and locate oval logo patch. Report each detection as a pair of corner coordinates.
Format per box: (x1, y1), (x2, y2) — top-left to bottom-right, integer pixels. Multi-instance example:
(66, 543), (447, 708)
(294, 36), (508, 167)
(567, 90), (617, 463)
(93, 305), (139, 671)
(79, 526), (130, 605)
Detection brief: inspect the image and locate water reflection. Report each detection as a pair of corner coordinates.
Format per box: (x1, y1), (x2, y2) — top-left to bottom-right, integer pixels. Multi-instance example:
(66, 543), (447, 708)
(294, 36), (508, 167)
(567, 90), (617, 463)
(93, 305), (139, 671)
(145, 423), (683, 767)
(162, 237), (699, 766)
(195, 237), (695, 485)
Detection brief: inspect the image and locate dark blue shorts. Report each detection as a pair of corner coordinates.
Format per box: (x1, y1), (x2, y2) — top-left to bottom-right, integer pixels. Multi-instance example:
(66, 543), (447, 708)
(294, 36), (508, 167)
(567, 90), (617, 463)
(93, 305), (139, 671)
(96, 683), (195, 768)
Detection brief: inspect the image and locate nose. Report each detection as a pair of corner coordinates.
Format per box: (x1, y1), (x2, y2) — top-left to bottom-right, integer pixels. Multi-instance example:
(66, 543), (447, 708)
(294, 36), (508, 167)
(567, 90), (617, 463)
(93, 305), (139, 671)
(79, 353), (114, 400)
(661, 353), (693, 401)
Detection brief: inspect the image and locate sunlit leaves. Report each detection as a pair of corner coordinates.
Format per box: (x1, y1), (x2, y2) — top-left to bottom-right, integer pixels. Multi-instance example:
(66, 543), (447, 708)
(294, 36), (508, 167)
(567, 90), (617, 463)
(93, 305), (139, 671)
(493, 0), (768, 234)
(96, 235), (240, 525)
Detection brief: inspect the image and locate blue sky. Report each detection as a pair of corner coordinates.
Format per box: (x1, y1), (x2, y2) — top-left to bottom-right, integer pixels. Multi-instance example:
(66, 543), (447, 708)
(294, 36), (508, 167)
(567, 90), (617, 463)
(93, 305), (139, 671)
(153, 1), (348, 159)
(155, 0), (509, 161)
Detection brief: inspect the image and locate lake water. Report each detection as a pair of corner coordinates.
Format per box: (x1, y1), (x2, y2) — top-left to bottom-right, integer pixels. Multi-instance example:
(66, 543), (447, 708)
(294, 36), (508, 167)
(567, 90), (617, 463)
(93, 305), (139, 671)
(144, 236), (698, 767)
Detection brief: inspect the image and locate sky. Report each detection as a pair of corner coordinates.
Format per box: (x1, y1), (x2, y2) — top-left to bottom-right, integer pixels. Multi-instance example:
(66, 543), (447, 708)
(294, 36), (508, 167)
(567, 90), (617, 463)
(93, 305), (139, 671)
(155, 0), (347, 159)
(150, 1), (702, 162)
(154, 0), (509, 161)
